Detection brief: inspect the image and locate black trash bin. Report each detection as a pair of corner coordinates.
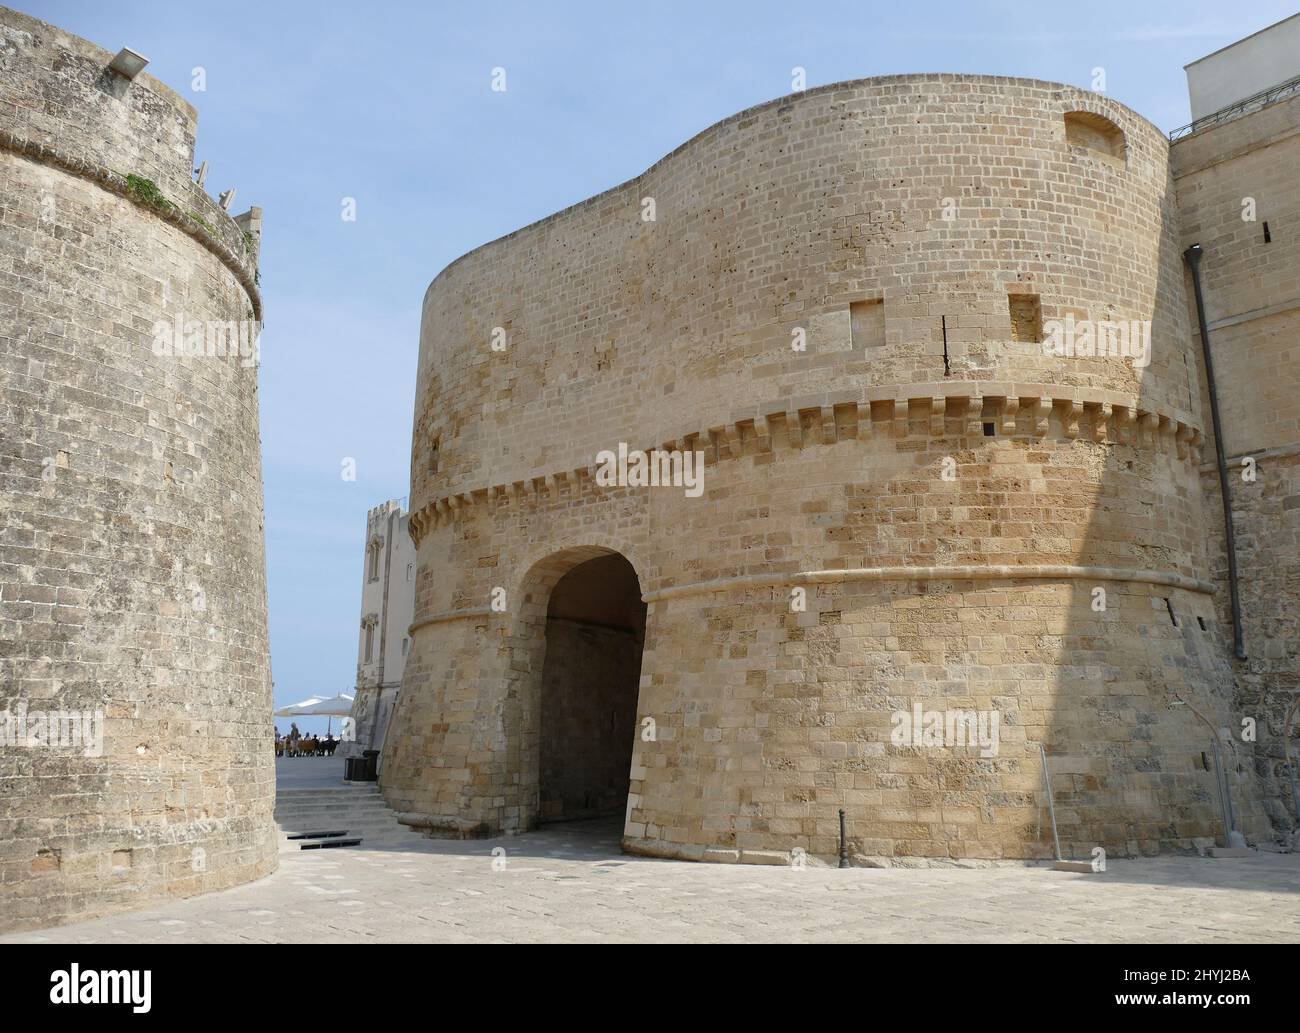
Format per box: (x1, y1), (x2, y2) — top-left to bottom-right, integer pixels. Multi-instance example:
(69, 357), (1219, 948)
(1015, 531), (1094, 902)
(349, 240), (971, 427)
(344, 752), (379, 782)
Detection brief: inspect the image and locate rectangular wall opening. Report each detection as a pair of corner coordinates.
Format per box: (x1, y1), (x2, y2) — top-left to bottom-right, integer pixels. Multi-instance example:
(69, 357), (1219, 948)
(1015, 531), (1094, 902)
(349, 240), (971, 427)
(1008, 294), (1043, 344)
(850, 299), (884, 349)
(1063, 111), (1126, 161)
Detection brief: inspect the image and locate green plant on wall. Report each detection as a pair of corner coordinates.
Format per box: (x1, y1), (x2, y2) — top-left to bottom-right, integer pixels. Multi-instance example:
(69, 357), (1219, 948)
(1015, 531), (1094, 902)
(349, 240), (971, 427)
(188, 209), (218, 236)
(119, 173), (226, 246)
(122, 173), (174, 213)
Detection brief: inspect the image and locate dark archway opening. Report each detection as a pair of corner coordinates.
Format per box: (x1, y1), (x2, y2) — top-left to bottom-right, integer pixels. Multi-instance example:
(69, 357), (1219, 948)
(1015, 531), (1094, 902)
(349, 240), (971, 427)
(538, 553), (646, 824)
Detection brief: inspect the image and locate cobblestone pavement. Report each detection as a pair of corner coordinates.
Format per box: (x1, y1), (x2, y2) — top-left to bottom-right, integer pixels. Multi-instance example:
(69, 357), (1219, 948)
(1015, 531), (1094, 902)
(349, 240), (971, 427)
(6, 822), (1299, 943)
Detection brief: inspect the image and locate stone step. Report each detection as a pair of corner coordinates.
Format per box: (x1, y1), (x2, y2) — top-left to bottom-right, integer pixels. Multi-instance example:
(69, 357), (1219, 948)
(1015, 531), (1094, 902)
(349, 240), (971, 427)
(275, 812), (396, 826)
(282, 829), (352, 840)
(274, 795), (387, 806)
(276, 804), (401, 817)
(271, 795), (379, 805)
(272, 783), (425, 854)
(274, 795), (379, 805)
(289, 837), (364, 851)
(274, 803), (393, 817)
(276, 830), (426, 854)
(278, 828), (426, 843)
(277, 821), (421, 837)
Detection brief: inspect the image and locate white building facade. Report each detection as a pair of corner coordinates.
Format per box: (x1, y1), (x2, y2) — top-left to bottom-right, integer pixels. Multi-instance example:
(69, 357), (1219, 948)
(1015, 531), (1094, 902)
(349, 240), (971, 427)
(341, 499), (416, 764)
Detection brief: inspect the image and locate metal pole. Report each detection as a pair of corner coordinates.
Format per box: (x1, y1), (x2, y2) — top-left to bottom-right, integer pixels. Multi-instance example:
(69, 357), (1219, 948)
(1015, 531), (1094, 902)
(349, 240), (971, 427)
(1174, 695), (1244, 847)
(1223, 745), (1239, 835)
(1211, 738), (1234, 846)
(838, 808), (849, 868)
(1284, 694), (1300, 823)
(1039, 744), (1062, 862)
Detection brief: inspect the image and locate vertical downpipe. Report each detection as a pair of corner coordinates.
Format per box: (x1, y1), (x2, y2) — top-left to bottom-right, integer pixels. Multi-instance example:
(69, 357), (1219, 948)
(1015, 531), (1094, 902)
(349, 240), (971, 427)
(1183, 244), (1246, 660)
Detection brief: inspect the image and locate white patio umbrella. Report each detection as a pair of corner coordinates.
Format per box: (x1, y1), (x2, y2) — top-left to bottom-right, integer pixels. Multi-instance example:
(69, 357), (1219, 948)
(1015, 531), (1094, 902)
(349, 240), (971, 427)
(273, 694), (354, 734)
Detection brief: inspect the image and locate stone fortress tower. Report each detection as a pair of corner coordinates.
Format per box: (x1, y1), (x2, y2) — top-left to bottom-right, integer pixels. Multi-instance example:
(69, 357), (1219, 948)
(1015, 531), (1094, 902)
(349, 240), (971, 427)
(384, 45), (1299, 863)
(0, 8), (274, 930)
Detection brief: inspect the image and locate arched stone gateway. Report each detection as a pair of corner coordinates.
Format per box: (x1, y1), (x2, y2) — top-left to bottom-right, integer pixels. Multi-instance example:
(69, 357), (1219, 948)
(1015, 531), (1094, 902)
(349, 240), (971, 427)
(381, 543), (649, 836)
(381, 73), (1276, 864)
(535, 552), (646, 825)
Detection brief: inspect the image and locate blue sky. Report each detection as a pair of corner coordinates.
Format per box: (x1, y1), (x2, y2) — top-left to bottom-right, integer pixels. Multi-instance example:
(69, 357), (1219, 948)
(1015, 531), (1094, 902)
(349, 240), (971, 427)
(22, 0), (1296, 729)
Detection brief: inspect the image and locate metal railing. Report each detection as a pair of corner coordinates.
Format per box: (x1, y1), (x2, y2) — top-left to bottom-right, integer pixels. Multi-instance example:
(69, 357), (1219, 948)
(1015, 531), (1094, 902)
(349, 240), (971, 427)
(1169, 73), (1300, 140)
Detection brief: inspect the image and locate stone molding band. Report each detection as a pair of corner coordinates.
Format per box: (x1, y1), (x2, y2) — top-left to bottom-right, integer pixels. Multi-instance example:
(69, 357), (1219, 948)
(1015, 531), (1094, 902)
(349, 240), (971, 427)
(641, 564), (1217, 602)
(1200, 439), (1300, 473)
(408, 606), (492, 634)
(0, 129), (263, 320)
(410, 564), (1216, 631)
(409, 385), (1204, 546)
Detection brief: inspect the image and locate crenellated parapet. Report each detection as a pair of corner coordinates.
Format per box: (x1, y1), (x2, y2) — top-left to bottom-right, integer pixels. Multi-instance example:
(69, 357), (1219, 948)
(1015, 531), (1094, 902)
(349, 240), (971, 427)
(410, 384), (1202, 544)
(0, 8), (261, 308)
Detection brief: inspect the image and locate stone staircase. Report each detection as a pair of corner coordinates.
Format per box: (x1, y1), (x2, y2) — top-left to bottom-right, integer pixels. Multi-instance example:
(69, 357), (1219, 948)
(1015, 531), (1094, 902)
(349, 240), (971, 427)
(274, 785), (431, 853)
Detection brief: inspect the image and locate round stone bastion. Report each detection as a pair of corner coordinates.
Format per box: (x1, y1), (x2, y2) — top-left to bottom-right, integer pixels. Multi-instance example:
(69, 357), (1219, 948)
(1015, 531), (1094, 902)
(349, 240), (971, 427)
(0, 9), (275, 930)
(381, 74), (1269, 865)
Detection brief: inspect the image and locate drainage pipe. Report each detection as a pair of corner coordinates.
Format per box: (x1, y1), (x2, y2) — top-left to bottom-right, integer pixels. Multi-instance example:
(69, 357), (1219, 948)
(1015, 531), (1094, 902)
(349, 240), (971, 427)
(1183, 244), (1246, 660)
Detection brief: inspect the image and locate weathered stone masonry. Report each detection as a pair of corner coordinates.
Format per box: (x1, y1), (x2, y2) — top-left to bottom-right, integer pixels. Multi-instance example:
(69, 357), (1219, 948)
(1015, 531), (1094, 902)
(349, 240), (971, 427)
(382, 75), (1279, 864)
(0, 9), (275, 931)
(1172, 89), (1300, 833)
